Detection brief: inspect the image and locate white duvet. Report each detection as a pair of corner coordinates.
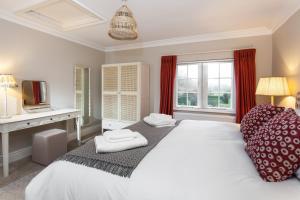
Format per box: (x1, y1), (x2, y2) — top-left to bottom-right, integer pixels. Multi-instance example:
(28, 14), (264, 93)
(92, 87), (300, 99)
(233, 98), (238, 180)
(25, 120), (300, 200)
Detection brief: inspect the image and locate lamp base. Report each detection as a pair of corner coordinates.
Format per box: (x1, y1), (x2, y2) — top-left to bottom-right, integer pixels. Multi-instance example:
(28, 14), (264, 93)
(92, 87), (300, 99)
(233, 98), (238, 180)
(271, 96), (274, 106)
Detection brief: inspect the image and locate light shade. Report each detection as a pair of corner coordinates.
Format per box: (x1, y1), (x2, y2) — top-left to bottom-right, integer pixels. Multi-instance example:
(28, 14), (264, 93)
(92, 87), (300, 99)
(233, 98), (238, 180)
(108, 0), (138, 40)
(256, 77), (290, 96)
(0, 74), (18, 88)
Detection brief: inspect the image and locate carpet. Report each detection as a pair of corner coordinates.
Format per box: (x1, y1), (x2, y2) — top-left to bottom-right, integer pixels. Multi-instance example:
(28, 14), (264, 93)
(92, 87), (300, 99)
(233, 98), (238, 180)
(0, 171), (40, 200)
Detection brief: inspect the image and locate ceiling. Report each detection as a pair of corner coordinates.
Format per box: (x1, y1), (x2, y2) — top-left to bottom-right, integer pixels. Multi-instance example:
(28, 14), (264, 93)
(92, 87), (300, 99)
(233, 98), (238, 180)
(0, 0), (300, 52)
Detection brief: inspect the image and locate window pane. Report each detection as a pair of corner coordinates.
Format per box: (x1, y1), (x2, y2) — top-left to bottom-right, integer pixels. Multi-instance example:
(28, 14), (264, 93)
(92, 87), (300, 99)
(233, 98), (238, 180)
(186, 79), (198, 92)
(220, 63), (232, 78)
(177, 93), (187, 106)
(188, 93), (198, 106)
(176, 61), (234, 110)
(188, 64), (198, 78)
(219, 93), (231, 108)
(177, 79), (187, 91)
(177, 65), (187, 79)
(208, 93), (219, 108)
(207, 63), (219, 78)
(208, 79), (219, 93)
(220, 79), (232, 93)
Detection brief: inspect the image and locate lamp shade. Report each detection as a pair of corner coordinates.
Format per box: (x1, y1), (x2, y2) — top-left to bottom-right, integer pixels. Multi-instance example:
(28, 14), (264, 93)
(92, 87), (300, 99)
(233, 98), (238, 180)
(256, 77), (290, 96)
(108, 0), (138, 40)
(0, 74), (18, 88)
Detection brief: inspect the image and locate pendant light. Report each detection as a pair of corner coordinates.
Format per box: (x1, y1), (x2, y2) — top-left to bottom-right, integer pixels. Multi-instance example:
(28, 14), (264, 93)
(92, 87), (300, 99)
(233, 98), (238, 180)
(108, 0), (138, 40)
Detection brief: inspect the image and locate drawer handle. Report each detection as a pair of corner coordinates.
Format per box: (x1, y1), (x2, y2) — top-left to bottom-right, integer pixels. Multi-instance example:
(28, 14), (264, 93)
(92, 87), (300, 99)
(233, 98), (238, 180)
(50, 118), (53, 121)
(27, 122), (31, 126)
(68, 115), (71, 117)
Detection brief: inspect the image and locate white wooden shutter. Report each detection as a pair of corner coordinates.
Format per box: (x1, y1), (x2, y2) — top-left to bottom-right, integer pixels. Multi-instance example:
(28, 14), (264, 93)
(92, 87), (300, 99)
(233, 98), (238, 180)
(103, 66), (118, 92)
(119, 64), (139, 121)
(121, 64), (138, 92)
(120, 95), (137, 121)
(102, 63), (145, 123)
(103, 94), (118, 119)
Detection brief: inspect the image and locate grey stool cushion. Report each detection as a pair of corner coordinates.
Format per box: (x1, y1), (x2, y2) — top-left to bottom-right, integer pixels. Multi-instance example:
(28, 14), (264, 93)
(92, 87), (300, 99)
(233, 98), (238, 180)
(32, 129), (67, 165)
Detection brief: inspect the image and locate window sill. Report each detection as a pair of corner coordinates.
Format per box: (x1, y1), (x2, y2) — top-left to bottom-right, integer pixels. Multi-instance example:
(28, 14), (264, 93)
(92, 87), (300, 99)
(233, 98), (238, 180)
(174, 107), (236, 115)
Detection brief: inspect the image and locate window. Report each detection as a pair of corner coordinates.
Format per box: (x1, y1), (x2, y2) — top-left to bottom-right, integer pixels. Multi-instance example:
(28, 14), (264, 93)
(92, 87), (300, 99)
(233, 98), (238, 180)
(175, 60), (235, 112)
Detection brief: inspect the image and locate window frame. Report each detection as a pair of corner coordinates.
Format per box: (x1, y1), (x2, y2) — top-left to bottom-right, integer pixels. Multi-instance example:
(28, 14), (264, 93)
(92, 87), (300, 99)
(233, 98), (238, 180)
(174, 59), (236, 114)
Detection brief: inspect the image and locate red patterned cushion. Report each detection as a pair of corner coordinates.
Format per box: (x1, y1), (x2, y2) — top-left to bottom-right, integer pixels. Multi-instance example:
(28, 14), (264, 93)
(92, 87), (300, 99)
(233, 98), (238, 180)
(240, 104), (285, 142)
(246, 109), (300, 182)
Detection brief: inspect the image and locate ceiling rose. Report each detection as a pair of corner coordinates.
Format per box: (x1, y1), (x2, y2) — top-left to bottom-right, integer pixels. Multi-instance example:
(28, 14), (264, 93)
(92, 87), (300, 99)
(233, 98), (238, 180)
(108, 0), (138, 40)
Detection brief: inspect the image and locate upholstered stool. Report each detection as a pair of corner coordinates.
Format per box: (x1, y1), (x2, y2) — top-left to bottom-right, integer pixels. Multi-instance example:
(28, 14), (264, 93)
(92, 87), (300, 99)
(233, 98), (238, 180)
(32, 129), (67, 165)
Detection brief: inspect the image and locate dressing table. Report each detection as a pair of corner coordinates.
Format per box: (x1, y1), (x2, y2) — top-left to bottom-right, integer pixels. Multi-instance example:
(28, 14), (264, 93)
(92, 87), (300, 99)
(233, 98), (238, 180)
(0, 80), (82, 177)
(0, 108), (81, 177)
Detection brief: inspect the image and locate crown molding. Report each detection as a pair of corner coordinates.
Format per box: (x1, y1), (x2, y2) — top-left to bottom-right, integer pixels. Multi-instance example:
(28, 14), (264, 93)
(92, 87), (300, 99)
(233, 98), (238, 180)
(104, 27), (272, 52)
(271, 5), (300, 33)
(0, 9), (105, 52)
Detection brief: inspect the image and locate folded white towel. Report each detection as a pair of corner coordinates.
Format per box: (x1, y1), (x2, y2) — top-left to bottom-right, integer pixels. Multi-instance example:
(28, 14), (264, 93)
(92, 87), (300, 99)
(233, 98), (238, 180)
(103, 129), (137, 140)
(95, 132), (148, 153)
(144, 115), (176, 127)
(103, 129), (132, 136)
(103, 129), (138, 142)
(149, 113), (172, 120)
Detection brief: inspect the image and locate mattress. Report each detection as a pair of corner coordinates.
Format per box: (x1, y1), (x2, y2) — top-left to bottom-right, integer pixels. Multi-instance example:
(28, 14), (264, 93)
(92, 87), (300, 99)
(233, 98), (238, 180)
(25, 120), (300, 200)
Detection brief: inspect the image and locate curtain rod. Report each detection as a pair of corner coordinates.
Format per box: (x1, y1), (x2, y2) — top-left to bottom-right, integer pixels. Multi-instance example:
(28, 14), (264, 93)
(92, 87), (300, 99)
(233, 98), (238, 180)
(168, 46), (254, 57)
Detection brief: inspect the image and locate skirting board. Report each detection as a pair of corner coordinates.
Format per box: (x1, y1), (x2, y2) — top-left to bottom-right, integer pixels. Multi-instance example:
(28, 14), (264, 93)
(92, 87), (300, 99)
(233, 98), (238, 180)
(0, 124), (102, 166)
(0, 146), (32, 166)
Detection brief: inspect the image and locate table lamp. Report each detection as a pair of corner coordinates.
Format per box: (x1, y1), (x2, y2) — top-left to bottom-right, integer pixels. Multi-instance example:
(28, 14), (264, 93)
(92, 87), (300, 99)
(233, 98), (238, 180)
(256, 77), (290, 105)
(0, 74), (18, 118)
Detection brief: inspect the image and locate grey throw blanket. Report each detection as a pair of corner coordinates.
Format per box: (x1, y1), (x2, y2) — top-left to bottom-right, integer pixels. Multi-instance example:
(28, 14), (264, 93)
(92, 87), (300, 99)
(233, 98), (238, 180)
(59, 120), (180, 177)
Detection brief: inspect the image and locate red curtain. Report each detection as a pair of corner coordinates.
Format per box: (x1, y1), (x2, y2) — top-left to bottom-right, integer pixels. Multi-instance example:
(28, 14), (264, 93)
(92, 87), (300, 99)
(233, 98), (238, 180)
(234, 49), (257, 123)
(32, 81), (41, 105)
(160, 56), (177, 115)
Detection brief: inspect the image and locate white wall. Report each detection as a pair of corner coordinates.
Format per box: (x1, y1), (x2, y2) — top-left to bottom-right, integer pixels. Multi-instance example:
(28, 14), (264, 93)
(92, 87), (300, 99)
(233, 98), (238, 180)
(0, 18), (104, 152)
(0, 18), (104, 118)
(272, 9), (300, 108)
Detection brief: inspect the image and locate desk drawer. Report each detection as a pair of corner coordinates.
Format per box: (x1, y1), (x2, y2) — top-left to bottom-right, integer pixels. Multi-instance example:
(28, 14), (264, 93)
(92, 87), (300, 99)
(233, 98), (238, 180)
(40, 114), (77, 125)
(40, 117), (60, 125)
(59, 113), (78, 121)
(8, 121), (41, 131)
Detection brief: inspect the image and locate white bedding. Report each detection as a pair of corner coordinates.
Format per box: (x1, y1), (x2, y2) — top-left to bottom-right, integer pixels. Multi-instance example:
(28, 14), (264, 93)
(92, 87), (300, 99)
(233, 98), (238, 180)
(25, 120), (300, 200)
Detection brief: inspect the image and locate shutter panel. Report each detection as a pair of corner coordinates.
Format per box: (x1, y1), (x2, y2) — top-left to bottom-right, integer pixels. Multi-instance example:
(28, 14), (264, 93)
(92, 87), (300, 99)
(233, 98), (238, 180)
(121, 95), (137, 121)
(103, 66), (118, 92)
(103, 94), (118, 119)
(121, 65), (138, 92)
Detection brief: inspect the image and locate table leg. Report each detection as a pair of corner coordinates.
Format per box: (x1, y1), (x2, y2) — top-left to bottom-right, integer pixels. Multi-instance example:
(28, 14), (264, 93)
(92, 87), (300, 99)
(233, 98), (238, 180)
(65, 119), (72, 134)
(2, 132), (9, 177)
(75, 116), (81, 145)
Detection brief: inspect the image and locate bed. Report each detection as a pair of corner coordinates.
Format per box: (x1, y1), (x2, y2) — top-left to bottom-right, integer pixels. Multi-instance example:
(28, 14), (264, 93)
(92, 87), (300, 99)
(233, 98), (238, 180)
(25, 120), (300, 200)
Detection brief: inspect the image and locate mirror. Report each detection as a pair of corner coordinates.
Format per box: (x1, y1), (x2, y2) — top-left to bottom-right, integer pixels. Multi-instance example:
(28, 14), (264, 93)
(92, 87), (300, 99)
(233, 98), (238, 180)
(74, 66), (91, 126)
(22, 80), (49, 109)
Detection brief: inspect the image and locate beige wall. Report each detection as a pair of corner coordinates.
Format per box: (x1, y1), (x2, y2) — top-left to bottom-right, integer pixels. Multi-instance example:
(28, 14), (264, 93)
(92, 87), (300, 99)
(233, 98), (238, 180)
(0, 18), (104, 153)
(273, 10), (300, 107)
(105, 35), (273, 113)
